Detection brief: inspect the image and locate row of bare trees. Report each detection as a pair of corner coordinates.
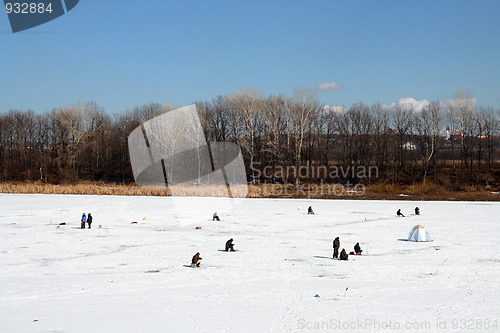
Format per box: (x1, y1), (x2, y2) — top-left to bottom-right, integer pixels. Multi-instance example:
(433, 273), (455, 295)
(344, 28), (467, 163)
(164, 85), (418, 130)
(198, 89), (499, 186)
(0, 90), (499, 187)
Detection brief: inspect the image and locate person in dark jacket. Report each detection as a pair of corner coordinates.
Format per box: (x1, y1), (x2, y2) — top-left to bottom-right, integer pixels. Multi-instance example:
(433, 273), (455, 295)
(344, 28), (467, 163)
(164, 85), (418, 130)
(415, 207), (420, 215)
(354, 242), (362, 255)
(87, 213), (93, 229)
(81, 213), (86, 229)
(340, 248), (349, 260)
(308, 206), (314, 215)
(192, 252), (202, 267)
(225, 238), (235, 251)
(333, 237), (340, 259)
(397, 209), (405, 217)
(213, 212), (220, 221)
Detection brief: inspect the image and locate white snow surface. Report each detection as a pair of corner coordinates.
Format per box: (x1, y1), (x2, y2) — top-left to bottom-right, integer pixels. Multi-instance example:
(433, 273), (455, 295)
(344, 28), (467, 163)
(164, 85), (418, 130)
(0, 194), (499, 332)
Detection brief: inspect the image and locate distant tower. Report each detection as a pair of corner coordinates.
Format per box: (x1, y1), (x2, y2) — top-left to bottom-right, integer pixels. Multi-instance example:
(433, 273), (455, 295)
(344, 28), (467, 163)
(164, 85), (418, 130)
(446, 127), (450, 140)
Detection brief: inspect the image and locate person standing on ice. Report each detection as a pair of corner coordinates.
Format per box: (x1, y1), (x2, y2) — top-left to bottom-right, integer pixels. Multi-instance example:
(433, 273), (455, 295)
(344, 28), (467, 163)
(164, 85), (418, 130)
(191, 252), (202, 267)
(397, 209), (405, 217)
(213, 212), (220, 221)
(80, 213), (86, 229)
(340, 248), (349, 260)
(333, 237), (340, 259)
(415, 207), (420, 215)
(87, 213), (93, 229)
(308, 206), (314, 214)
(225, 238), (235, 251)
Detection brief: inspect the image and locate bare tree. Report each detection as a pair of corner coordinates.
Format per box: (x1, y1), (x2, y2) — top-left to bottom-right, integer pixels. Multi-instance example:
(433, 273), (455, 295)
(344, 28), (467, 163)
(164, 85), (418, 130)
(287, 88), (319, 180)
(371, 103), (391, 169)
(52, 102), (105, 180)
(261, 95), (287, 182)
(448, 89), (477, 181)
(415, 101), (441, 183)
(228, 89), (263, 181)
(391, 104), (414, 182)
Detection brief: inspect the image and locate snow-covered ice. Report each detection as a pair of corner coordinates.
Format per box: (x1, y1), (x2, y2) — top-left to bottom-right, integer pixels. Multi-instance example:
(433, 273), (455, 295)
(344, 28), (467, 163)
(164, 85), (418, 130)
(0, 194), (499, 332)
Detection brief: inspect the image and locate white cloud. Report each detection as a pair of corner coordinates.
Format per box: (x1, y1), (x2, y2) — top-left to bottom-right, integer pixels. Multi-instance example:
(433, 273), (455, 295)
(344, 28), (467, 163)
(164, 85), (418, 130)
(316, 81), (346, 92)
(325, 98), (438, 114)
(322, 105), (347, 113)
(385, 97), (430, 112)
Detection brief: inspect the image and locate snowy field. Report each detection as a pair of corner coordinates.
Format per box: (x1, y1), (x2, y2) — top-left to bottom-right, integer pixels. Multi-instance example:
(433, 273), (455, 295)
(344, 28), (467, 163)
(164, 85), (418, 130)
(0, 194), (499, 333)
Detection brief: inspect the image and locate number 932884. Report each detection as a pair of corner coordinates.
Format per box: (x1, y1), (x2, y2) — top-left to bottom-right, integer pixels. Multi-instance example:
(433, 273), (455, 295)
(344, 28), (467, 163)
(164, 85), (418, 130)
(5, 2), (54, 14)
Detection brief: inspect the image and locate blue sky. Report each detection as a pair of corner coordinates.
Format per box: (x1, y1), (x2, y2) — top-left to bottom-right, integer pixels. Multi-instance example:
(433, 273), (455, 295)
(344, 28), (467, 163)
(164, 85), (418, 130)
(1, 0), (499, 114)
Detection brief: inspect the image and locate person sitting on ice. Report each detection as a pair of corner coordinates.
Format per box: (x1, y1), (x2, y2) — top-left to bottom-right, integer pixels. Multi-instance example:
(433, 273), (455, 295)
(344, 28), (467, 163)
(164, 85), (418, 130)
(225, 238), (235, 252)
(354, 242), (362, 255)
(191, 252), (202, 267)
(80, 213), (86, 229)
(397, 209), (405, 217)
(308, 206), (314, 214)
(339, 248), (349, 260)
(415, 207), (420, 215)
(213, 212), (220, 221)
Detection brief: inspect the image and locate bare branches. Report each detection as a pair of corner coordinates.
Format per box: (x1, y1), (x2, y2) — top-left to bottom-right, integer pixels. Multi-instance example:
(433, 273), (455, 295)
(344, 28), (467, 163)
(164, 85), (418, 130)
(0, 92), (498, 189)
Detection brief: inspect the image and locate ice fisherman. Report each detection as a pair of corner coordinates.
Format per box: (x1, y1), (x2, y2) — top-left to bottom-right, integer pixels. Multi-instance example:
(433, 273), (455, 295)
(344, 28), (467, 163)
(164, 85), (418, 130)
(415, 207), (420, 215)
(340, 248), (349, 260)
(87, 213), (93, 229)
(333, 237), (340, 259)
(213, 212), (220, 221)
(308, 206), (314, 215)
(81, 213), (86, 229)
(225, 238), (235, 252)
(192, 252), (202, 267)
(397, 209), (405, 217)
(354, 242), (362, 255)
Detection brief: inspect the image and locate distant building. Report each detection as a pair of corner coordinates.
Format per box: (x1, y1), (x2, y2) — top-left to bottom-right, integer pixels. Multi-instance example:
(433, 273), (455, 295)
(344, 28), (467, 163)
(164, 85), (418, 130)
(403, 142), (417, 150)
(445, 127), (461, 141)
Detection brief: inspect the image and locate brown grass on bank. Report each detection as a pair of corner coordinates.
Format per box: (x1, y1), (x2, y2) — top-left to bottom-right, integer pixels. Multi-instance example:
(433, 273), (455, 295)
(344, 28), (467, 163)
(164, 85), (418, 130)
(0, 181), (249, 198)
(0, 181), (168, 196)
(407, 181), (450, 196)
(0, 181), (498, 201)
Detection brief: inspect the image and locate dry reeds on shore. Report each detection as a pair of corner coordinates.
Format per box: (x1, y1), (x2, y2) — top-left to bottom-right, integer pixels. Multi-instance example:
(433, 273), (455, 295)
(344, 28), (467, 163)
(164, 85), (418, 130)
(0, 182), (167, 196)
(0, 182), (249, 198)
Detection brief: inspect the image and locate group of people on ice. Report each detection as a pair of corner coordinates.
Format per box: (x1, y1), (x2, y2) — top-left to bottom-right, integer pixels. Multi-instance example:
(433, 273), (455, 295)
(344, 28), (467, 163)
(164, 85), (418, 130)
(80, 213), (93, 229)
(191, 212), (237, 267)
(191, 238), (236, 267)
(397, 207), (420, 217)
(196, 204), (423, 266)
(305, 205), (359, 261)
(170, 204), (428, 267)
(332, 236), (362, 261)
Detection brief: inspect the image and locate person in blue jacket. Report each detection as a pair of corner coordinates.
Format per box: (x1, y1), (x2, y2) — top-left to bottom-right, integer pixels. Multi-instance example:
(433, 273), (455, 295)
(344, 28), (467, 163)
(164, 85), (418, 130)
(81, 213), (87, 229)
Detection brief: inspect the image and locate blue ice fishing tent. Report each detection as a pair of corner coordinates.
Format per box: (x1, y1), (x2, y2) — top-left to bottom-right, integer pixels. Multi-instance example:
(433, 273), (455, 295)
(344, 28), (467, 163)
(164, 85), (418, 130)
(407, 225), (432, 242)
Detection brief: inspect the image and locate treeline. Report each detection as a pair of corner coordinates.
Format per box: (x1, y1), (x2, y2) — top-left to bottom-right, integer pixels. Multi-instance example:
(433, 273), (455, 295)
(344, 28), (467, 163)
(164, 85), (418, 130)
(0, 89), (499, 188)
